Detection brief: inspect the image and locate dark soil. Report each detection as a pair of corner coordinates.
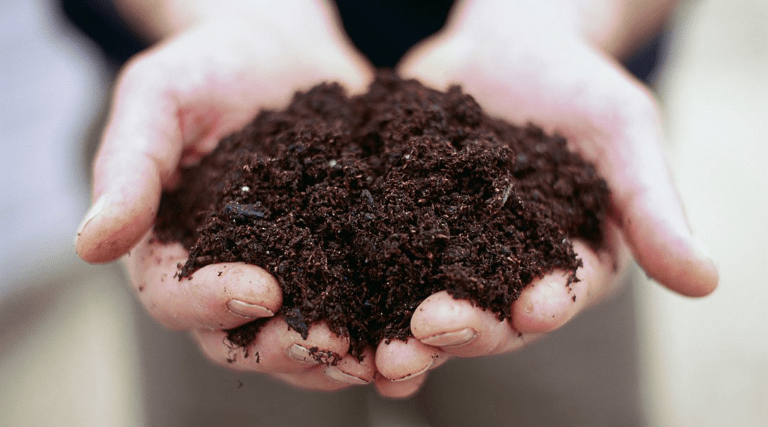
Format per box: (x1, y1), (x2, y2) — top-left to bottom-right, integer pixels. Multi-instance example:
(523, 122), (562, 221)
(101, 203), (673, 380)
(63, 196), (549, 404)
(154, 73), (609, 358)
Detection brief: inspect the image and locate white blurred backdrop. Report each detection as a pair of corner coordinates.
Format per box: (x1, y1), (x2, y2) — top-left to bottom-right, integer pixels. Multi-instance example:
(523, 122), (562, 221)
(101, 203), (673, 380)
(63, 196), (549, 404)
(637, 1), (768, 425)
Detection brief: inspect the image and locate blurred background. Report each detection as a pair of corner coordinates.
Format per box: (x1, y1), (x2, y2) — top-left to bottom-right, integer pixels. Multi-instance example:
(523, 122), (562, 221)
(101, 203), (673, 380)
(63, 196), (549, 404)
(0, 0), (765, 425)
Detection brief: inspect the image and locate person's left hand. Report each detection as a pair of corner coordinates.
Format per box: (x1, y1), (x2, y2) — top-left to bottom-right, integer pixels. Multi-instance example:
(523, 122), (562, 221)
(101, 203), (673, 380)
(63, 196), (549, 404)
(370, 0), (715, 398)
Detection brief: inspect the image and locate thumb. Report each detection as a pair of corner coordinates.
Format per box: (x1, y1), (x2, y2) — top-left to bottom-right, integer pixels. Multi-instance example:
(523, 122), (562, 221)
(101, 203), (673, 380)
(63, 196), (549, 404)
(595, 76), (718, 297)
(616, 165), (719, 297)
(76, 58), (183, 263)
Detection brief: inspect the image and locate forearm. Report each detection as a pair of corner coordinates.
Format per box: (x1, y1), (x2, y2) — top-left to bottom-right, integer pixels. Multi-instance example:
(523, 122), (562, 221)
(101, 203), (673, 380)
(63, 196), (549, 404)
(448, 0), (682, 59)
(112, 0), (347, 43)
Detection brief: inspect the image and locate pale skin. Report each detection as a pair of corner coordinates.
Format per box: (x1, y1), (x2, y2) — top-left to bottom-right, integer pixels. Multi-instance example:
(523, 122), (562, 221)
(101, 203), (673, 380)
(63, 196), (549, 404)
(76, 0), (717, 398)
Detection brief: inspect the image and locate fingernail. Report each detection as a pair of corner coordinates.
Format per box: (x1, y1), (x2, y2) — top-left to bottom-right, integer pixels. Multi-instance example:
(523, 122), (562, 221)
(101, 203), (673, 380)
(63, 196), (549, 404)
(227, 299), (274, 319)
(325, 366), (370, 385)
(390, 358), (434, 382)
(76, 196), (107, 238)
(287, 343), (318, 364)
(420, 328), (477, 347)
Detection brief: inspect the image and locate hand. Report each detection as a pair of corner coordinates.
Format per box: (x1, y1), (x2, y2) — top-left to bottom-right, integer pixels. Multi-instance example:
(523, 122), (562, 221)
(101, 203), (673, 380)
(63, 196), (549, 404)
(370, 0), (718, 397)
(76, 1), (378, 391)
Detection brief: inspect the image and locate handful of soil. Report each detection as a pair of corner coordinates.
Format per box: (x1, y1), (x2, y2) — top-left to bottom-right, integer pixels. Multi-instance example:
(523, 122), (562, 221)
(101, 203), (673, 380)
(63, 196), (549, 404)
(154, 73), (609, 357)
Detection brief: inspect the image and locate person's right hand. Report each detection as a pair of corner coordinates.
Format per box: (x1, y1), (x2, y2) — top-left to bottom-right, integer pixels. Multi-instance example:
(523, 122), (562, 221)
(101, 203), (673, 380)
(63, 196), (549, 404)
(75, 0), (379, 391)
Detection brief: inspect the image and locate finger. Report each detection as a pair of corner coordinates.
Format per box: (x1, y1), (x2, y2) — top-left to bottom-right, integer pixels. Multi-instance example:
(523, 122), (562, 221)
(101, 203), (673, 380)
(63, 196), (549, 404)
(375, 338), (447, 383)
(374, 371), (430, 399)
(410, 291), (522, 358)
(613, 152), (719, 297)
(512, 238), (625, 334)
(194, 318), (350, 374)
(248, 318), (350, 374)
(273, 346), (376, 391)
(125, 233), (281, 331)
(193, 329), (254, 372)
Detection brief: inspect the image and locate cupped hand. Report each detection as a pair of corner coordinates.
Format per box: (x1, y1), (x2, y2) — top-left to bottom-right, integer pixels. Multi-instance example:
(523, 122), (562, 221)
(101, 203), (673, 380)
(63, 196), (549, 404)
(76, 2), (377, 391)
(370, 0), (718, 397)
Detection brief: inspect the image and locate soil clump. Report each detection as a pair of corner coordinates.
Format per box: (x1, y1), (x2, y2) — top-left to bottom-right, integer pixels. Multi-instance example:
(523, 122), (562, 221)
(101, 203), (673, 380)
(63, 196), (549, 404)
(154, 73), (609, 358)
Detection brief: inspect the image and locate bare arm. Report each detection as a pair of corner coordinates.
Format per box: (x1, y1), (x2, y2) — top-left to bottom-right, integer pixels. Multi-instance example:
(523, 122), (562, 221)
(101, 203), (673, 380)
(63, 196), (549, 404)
(445, 0), (682, 60)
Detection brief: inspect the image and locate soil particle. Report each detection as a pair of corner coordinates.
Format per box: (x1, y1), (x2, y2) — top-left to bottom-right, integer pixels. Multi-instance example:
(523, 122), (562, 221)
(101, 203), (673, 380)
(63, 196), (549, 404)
(154, 73), (609, 357)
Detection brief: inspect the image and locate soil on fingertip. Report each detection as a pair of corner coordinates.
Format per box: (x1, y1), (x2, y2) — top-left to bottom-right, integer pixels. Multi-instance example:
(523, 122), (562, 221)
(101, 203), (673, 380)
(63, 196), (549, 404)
(154, 72), (610, 358)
